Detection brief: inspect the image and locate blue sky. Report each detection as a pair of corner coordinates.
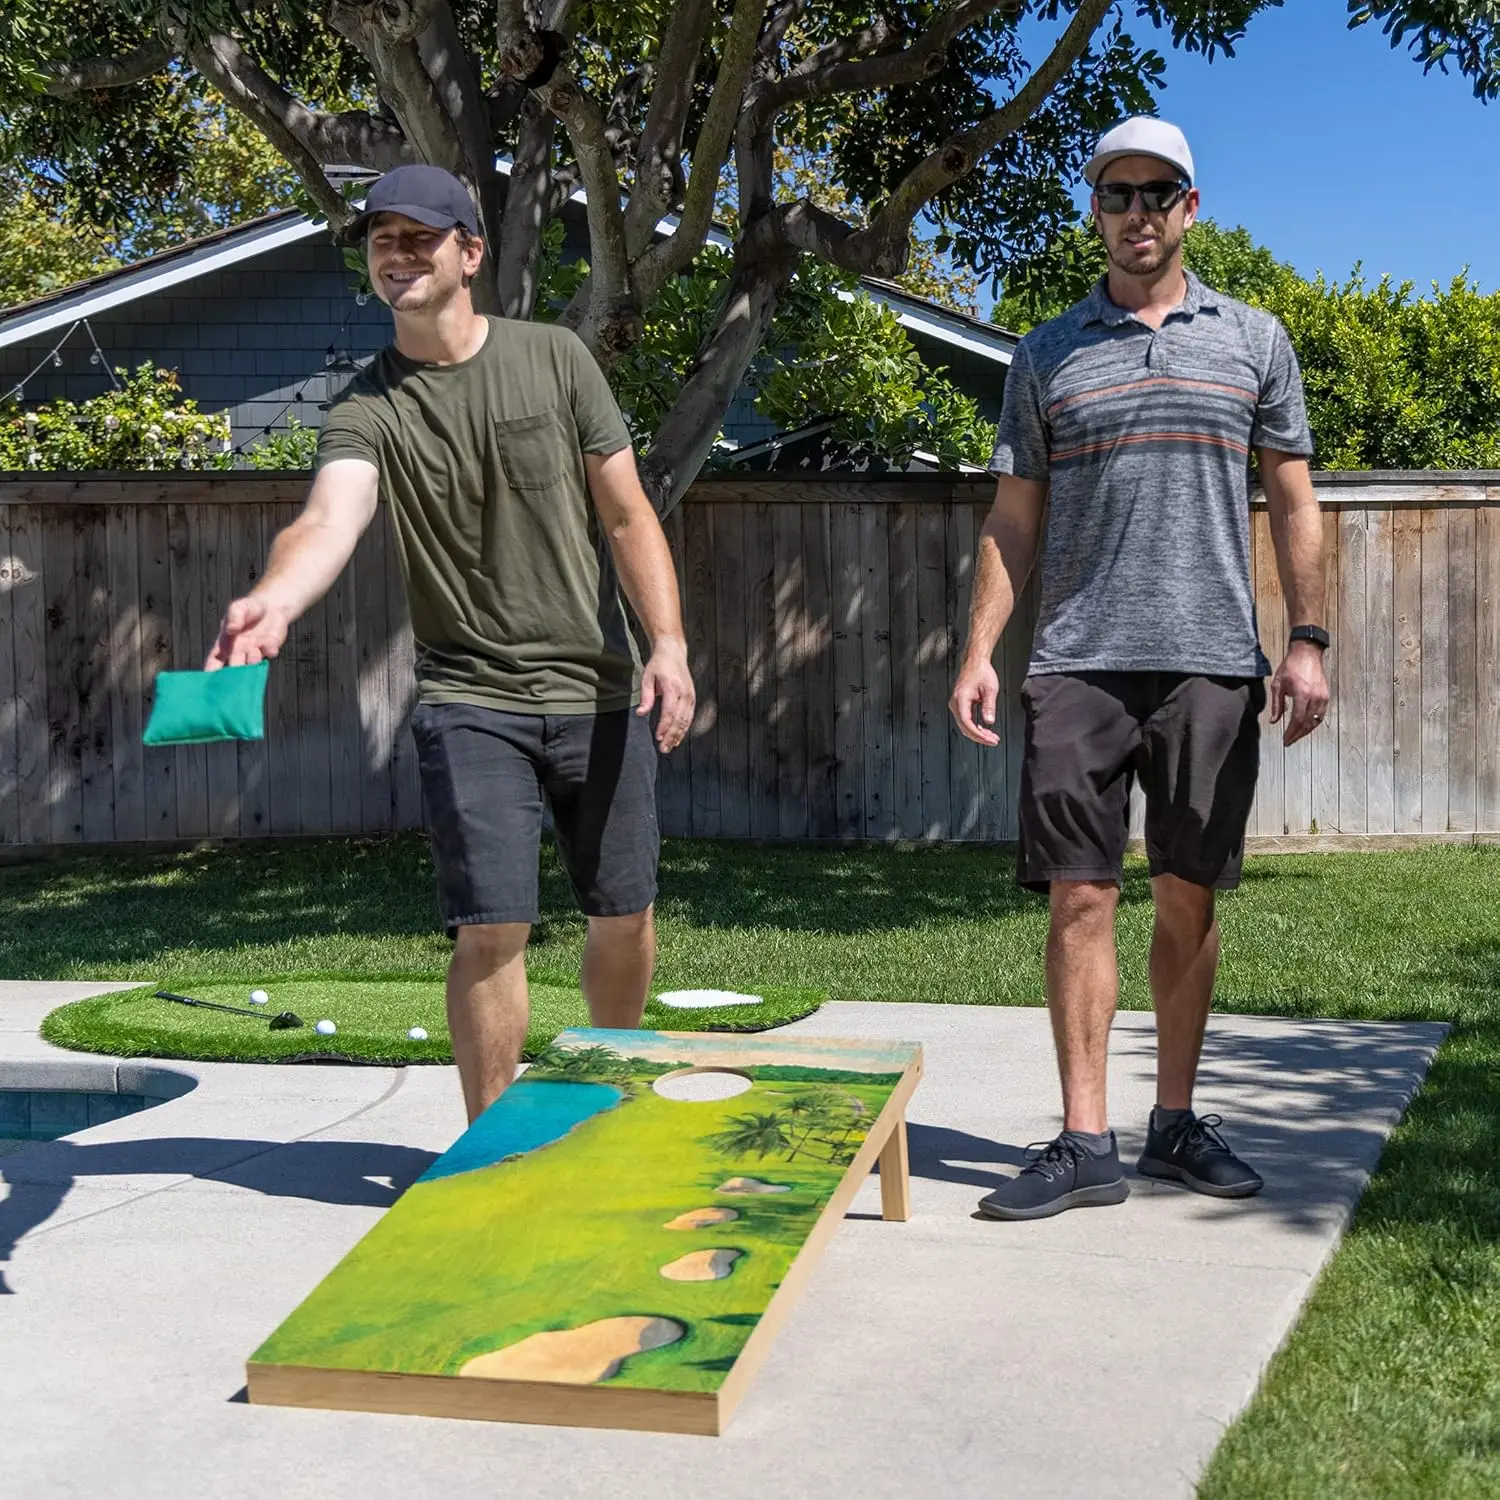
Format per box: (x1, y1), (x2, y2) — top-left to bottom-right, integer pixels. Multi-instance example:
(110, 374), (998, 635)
(1017, 0), (1500, 296)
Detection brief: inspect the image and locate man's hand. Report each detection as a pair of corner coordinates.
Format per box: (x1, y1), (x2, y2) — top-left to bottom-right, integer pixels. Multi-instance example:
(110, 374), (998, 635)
(638, 638), (695, 753)
(205, 596), (290, 670)
(950, 658), (1002, 747)
(1269, 641), (1330, 746)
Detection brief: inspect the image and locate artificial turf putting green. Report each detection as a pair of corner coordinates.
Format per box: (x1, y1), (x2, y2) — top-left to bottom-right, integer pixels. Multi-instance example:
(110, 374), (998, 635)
(38, 977), (825, 1065)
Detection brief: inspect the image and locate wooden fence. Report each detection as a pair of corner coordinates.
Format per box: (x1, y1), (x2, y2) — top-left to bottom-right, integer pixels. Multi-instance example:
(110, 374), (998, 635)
(1, 471), (1498, 852)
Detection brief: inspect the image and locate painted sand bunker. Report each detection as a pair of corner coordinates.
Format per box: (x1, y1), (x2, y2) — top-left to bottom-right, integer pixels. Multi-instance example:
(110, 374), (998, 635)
(247, 1028), (922, 1435)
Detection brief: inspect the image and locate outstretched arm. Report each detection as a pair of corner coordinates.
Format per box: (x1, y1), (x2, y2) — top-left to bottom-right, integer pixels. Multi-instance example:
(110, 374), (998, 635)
(1259, 449), (1329, 746)
(949, 475), (1048, 747)
(585, 446), (695, 752)
(205, 458), (379, 668)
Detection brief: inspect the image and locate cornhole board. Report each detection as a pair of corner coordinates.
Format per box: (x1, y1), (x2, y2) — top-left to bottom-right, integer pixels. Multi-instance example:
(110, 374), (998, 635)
(247, 1028), (921, 1435)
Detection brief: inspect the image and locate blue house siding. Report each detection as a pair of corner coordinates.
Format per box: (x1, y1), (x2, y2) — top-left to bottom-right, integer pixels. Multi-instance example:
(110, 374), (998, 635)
(0, 221), (1012, 461)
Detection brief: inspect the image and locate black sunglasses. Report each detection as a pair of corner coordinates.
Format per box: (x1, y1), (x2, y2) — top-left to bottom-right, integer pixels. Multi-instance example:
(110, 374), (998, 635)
(1095, 179), (1190, 215)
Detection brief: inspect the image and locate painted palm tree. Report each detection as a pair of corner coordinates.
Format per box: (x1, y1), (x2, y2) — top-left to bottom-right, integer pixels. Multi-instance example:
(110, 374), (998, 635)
(706, 1111), (795, 1161)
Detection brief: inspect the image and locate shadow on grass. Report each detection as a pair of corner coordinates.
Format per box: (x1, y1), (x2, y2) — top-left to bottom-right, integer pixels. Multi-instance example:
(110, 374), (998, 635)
(0, 1136), (438, 1296)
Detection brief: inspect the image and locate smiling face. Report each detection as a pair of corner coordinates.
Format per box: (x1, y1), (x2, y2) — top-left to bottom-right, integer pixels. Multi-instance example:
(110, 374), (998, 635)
(365, 213), (485, 316)
(1090, 155), (1200, 278)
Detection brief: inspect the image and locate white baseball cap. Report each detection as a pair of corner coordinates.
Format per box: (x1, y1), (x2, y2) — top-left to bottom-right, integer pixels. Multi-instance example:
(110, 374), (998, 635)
(1083, 117), (1195, 186)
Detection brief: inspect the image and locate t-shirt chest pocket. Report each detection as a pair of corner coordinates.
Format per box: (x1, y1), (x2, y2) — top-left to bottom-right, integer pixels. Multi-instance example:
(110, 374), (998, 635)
(494, 409), (570, 490)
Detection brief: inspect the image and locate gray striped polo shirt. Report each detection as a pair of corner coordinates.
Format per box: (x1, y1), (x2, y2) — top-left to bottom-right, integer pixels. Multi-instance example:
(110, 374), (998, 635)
(990, 272), (1313, 677)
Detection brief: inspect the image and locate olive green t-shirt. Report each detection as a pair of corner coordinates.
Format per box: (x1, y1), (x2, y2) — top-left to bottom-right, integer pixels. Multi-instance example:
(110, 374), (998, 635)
(316, 317), (640, 713)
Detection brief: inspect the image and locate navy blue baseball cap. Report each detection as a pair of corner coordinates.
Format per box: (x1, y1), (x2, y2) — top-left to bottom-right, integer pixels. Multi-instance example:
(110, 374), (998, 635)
(343, 164), (481, 243)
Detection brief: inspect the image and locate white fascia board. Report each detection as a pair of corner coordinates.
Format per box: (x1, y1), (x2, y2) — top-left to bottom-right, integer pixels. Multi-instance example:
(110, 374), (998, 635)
(835, 284), (1014, 366)
(0, 215), (326, 351)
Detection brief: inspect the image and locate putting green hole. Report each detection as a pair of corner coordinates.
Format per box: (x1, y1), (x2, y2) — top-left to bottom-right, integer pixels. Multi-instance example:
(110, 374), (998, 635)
(651, 1068), (754, 1103)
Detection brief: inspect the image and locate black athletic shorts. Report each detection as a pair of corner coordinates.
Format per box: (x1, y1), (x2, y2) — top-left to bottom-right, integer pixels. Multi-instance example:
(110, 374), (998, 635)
(1016, 672), (1265, 893)
(410, 703), (660, 932)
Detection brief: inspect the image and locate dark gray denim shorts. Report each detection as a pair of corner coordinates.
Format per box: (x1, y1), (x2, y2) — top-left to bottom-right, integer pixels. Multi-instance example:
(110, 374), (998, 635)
(409, 702), (659, 932)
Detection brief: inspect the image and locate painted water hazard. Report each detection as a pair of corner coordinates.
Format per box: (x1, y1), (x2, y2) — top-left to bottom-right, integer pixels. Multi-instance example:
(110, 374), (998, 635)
(419, 1081), (623, 1182)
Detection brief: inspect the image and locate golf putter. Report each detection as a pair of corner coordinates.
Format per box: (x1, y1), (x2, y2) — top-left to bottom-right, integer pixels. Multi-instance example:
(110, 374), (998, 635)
(155, 989), (304, 1030)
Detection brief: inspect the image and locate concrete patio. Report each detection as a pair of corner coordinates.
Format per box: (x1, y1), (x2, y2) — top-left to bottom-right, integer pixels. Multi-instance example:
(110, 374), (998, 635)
(1, 981), (1445, 1498)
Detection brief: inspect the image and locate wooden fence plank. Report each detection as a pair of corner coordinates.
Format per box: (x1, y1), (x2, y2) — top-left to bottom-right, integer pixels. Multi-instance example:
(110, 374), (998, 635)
(772, 502), (808, 840)
(1336, 508), (1369, 834)
(745, 501), (779, 838)
(1477, 507), (1500, 831)
(105, 506), (146, 842)
(1391, 508), (1424, 833)
(232, 506), (271, 837)
(682, 501), (719, 838)
(887, 504), (925, 841)
(713, 504), (751, 839)
(294, 568), (334, 839)
(1365, 507), (1396, 834)
(995, 562), (1034, 843)
(325, 540), (363, 834)
(1420, 509), (1450, 834)
(137, 503), (176, 838)
(831, 504), (865, 839)
(9, 507), (48, 844)
(915, 506), (951, 839)
(77, 499), (115, 842)
(266, 503), (304, 836)
(44, 510), (84, 843)
(1447, 506), (1478, 833)
(946, 501), (981, 838)
(1310, 508), (1340, 834)
(166, 504), (209, 838)
(1253, 510), (1286, 835)
(200, 505), (241, 836)
(382, 514), (422, 832)
(859, 503), (895, 839)
(801, 501), (837, 839)
(0, 506), (17, 844)
(654, 507), (692, 838)
(352, 513), (392, 834)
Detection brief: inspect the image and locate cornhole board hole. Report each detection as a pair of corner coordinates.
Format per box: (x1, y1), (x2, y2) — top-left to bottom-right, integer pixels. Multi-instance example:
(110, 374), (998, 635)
(247, 1028), (922, 1436)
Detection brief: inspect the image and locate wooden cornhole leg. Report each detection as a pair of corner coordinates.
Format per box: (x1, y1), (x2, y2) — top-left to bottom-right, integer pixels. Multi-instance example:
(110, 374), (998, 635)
(877, 1113), (911, 1221)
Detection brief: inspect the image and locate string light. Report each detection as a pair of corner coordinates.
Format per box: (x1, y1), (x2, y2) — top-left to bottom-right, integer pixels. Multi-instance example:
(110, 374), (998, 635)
(4, 318), (123, 404)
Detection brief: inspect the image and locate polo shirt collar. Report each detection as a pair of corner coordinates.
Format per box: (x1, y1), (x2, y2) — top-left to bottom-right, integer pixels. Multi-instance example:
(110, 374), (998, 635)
(1083, 271), (1218, 326)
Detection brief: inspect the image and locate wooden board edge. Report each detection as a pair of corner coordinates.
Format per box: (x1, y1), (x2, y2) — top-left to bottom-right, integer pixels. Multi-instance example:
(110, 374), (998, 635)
(245, 1361), (723, 1436)
(715, 1051), (924, 1427)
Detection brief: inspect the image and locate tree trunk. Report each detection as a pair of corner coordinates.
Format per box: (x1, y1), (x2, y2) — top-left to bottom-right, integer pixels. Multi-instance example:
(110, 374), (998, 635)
(637, 239), (800, 515)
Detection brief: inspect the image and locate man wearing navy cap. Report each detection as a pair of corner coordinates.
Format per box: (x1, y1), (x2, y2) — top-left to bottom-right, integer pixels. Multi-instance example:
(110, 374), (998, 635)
(951, 118), (1330, 1219)
(208, 164), (694, 1123)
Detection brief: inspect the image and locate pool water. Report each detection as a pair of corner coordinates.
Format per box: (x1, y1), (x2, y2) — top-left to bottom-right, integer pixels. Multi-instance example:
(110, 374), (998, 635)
(0, 1089), (158, 1144)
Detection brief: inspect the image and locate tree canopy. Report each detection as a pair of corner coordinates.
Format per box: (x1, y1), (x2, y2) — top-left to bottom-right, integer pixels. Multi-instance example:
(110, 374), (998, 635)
(4, 0), (1496, 504)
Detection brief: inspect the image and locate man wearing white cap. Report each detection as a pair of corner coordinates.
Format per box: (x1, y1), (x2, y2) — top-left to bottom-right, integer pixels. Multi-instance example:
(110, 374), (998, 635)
(950, 118), (1329, 1219)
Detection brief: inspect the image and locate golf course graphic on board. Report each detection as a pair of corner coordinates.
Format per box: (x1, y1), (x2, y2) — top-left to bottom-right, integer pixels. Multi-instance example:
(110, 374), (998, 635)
(247, 1028), (922, 1434)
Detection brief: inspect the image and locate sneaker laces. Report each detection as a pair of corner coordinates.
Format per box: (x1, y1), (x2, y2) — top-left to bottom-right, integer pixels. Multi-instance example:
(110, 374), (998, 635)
(1019, 1136), (1085, 1183)
(1175, 1113), (1234, 1161)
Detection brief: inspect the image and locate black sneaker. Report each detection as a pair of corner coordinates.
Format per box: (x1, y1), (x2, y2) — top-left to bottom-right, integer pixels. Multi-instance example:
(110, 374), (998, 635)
(976, 1132), (1130, 1221)
(1136, 1109), (1263, 1198)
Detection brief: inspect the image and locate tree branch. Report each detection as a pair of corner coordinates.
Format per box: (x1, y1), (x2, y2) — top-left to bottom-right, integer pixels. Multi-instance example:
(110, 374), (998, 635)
(496, 99), (556, 318)
(755, 0), (807, 69)
(845, 0), (1112, 276)
(40, 38), (173, 95)
(534, 69), (636, 356)
(497, 0), (548, 80)
(638, 240), (800, 515)
(634, 0), (770, 301)
(621, 0), (716, 255)
(750, 0), (1015, 132)
(184, 32), (353, 229)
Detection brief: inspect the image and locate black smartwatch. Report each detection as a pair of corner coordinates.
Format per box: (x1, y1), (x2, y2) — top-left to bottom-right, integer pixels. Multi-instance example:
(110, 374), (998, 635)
(1289, 624), (1330, 650)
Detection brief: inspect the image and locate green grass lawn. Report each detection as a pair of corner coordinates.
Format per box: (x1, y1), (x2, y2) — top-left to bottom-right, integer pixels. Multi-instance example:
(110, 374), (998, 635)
(3, 833), (1500, 1494)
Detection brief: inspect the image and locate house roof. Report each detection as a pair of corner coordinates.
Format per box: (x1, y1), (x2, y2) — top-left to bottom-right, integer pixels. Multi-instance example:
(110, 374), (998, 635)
(0, 167), (1017, 367)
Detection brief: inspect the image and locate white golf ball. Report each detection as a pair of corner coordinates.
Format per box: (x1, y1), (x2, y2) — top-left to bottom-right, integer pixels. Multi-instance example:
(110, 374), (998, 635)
(249, 989), (269, 1005)
(408, 1026), (429, 1042)
(315, 1019), (337, 1036)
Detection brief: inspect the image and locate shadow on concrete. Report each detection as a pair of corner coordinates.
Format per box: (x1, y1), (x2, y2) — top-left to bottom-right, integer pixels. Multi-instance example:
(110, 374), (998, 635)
(0, 1136), (438, 1295)
(899, 1017), (1445, 1235)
